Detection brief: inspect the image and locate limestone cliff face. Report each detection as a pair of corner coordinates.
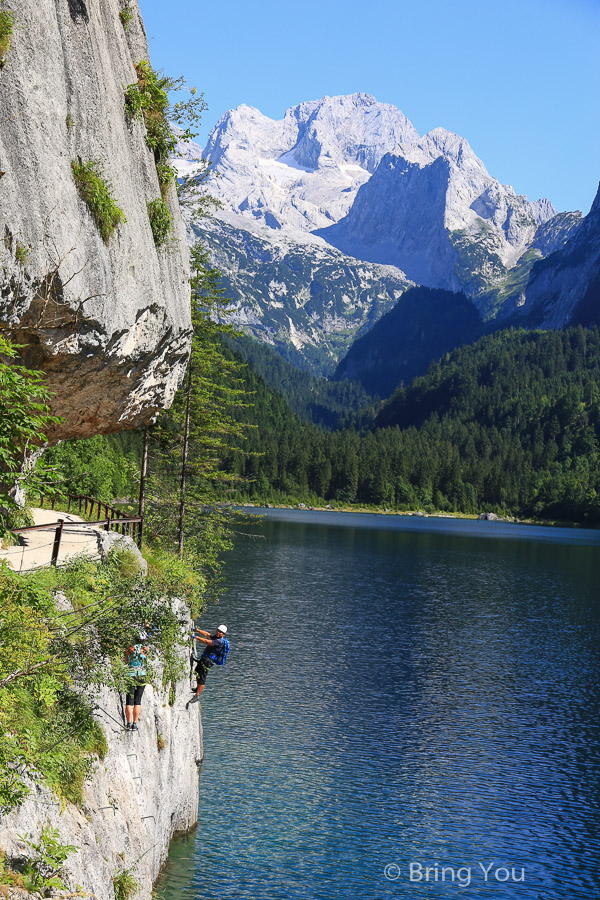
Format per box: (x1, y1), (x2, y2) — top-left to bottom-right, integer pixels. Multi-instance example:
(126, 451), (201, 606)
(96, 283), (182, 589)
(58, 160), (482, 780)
(0, 674), (203, 900)
(0, 0), (191, 440)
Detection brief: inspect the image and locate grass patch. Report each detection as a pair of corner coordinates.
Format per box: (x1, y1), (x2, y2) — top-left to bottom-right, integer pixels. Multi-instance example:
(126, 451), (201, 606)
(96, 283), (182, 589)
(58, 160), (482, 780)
(0, 4), (14, 65)
(6, 505), (34, 529)
(113, 869), (138, 900)
(15, 242), (29, 265)
(71, 159), (127, 244)
(119, 6), (134, 29)
(66, 112), (74, 130)
(147, 198), (172, 247)
(0, 675), (107, 809)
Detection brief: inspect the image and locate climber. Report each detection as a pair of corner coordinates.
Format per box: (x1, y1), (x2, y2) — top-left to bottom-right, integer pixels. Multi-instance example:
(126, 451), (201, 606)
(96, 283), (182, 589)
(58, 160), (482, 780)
(124, 630), (149, 731)
(186, 624), (230, 708)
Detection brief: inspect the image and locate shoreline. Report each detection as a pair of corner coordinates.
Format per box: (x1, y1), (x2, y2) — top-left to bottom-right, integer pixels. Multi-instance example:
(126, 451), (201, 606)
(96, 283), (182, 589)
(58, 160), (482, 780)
(239, 503), (599, 531)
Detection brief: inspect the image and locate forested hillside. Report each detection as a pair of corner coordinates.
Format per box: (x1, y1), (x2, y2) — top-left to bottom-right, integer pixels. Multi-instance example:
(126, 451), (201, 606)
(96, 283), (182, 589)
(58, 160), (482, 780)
(223, 327), (600, 522)
(229, 334), (374, 426)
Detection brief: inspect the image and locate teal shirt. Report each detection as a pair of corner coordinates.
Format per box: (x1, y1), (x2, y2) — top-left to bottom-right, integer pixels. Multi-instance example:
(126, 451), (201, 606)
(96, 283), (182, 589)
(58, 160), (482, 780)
(127, 644), (148, 678)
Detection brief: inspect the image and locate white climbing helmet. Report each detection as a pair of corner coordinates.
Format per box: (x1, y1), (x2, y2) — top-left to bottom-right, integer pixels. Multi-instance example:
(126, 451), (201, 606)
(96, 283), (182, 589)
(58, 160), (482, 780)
(217, 624), (227, 634)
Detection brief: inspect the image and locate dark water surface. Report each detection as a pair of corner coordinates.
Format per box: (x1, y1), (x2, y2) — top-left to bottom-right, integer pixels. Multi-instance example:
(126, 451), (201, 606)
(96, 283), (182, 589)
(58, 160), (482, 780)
(157, 511), (600, 899)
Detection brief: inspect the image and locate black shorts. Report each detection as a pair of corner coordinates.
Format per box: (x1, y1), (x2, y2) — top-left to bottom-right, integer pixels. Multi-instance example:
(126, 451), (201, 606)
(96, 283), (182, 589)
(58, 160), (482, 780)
(195, 659), (213, 686)
(125, 680), (146, 706)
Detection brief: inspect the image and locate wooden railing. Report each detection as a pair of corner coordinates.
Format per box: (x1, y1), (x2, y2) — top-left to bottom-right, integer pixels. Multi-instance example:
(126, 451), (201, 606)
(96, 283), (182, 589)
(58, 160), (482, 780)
(36, 493), (144, 552)
(12, 515), (143, 566)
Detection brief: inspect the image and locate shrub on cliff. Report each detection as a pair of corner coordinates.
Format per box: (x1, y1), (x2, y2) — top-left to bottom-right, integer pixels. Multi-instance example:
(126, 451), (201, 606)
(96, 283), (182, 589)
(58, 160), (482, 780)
(118, 5), (134, 30)
(124, 59), (206, 199)
(147, 198), (172, 247)
(0, 3), (14, 65)
(71, 159), (127, 243)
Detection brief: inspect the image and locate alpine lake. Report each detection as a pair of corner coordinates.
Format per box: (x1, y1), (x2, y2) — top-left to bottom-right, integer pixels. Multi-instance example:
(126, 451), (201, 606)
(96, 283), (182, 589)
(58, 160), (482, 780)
(156, 509), (600, 899)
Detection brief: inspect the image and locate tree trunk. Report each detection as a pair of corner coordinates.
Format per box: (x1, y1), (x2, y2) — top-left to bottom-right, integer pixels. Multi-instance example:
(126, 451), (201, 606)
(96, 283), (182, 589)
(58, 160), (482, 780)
(178, 366), (193, 557)
(138, 424), (150, 547)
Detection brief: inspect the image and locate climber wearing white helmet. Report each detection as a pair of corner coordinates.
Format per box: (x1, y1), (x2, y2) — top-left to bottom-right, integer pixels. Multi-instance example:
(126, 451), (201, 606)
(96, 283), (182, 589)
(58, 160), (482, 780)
(186, 624), (230, 708)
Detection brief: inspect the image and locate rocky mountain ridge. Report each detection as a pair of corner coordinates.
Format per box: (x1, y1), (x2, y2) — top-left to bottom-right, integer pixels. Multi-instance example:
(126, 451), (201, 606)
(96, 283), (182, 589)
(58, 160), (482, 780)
(191, 216), (412, 374)
(177, 93), (582, 372)
(499, 182), (600, 328)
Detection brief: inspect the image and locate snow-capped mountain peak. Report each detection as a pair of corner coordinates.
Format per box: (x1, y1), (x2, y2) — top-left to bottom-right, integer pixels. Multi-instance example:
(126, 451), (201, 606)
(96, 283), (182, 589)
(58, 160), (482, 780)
(174, 93), (581, 371)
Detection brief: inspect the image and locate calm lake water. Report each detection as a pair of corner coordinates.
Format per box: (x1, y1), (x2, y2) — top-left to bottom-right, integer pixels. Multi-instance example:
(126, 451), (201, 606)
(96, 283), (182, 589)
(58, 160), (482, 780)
(157, 511), (600, 899)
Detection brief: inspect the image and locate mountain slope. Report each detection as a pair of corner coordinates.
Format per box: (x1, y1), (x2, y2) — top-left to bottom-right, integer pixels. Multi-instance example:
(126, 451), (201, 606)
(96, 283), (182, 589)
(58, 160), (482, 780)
(495, 183), (600, 327)
(316, 133), (562, 299)
(191, 217), (412, 374)
(334, 286), (484, 396)
(228, 333), (374, 427)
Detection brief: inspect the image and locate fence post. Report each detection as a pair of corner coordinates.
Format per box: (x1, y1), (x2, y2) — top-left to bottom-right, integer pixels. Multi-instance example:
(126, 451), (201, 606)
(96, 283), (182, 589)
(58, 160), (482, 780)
(51, 519), (65, 566)
(79, 496), (82, 513)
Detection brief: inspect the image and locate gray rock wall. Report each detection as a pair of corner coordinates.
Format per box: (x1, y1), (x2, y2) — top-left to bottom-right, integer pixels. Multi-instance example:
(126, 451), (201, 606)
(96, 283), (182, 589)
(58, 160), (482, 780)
(0, 0), (191, 440)
(0, 674), (203, 900)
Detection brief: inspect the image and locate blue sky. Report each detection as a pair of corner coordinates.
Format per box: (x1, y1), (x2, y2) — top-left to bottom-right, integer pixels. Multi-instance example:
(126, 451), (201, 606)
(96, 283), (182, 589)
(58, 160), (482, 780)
(138, 0), (599, 214)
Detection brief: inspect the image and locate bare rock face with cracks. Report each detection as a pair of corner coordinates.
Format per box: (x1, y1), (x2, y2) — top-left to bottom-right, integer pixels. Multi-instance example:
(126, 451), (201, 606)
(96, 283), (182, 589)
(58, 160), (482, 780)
(0, 0), (191, 441)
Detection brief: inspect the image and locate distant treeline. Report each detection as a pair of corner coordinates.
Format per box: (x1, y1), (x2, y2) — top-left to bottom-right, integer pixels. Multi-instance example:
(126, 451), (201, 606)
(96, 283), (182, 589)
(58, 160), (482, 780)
(228, 333), (374, 427)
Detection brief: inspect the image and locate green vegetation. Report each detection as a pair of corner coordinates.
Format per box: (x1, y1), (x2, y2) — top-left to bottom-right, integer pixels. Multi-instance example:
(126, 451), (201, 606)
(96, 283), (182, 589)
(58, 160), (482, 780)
(0, 321), (221, 810)
(113, 869), (139, 900)
(124, 60), (206, 201)
(0, 3), (14, 65)
(125, 60), (173, 175)
(217, 327), (600, 523)
(119, 5), (134, 30)
(146, 241), (249, 590)
(71, 159), (126, 244)
(14, 242), (28, 265)
(0, 335), (61, 534)
(44, 432), (141, 503)
(0, 544), (200, 813)
(334, 286), (484, 399)
(230, 333), (373, 427)
(147, 198), (172, 247)
(20, 828), (78, 897)
(66, 112), (74, 130)
(0, 236), (247, 808)
(44, 326), (600, 525)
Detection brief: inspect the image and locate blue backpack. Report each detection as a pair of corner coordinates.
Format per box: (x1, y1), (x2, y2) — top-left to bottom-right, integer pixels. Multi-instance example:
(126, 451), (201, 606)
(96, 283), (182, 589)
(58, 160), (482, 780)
(210, 637), (231, 667)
